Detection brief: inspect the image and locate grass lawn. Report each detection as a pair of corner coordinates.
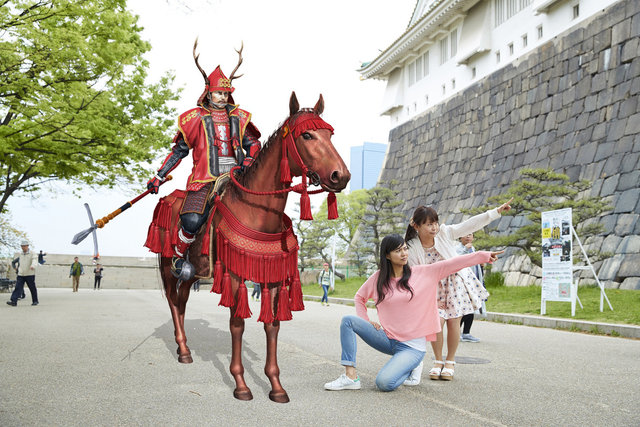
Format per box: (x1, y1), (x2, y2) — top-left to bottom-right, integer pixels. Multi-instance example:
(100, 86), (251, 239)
(302, 277), (640, 326)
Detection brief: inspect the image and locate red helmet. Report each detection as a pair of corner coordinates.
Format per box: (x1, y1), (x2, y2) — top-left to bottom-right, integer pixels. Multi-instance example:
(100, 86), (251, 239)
(193, 39), (243, 106)
(206, 66), (234, 93)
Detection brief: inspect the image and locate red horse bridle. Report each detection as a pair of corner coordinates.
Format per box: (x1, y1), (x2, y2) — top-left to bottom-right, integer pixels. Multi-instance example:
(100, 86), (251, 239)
(229, 110), (338, 220)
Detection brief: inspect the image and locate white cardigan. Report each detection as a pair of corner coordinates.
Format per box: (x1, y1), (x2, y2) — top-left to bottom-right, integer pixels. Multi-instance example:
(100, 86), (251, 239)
(407, 208), (500, 309)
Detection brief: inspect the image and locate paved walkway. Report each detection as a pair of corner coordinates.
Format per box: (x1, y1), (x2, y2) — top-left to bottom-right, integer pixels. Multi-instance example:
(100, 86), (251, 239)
(1, 289), (639, 426)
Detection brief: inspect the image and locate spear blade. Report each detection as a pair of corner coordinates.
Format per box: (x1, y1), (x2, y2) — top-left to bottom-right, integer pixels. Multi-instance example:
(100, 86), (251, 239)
(71, 225), (97, 245)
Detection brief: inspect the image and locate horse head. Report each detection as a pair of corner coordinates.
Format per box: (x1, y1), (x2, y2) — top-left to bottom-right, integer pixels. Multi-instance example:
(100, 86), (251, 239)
(283, 92), (350, 193)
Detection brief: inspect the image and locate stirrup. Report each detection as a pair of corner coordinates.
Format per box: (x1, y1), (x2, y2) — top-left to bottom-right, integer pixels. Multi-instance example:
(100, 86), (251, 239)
(429, 360), (444, 380)
(440, 360), (456, 381)
(171, 256), (195, 281)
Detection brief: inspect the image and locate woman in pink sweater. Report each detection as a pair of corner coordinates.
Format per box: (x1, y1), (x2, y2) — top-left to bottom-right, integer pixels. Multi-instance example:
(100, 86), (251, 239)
(324, 234), (501, 392)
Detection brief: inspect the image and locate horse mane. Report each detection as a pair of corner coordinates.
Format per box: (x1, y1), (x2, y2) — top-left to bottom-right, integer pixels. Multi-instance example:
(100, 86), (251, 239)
(228, 109), (319, 196)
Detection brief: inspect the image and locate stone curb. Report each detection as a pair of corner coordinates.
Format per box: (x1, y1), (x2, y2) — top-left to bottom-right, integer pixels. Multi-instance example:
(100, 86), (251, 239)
(303, 295), (640, 340)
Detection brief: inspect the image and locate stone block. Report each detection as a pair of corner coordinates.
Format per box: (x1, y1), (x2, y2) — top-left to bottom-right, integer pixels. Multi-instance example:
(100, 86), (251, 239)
(618, 235), (640, 253)
(619, 97), (638, 119)
(621, 38), (639, 64)
(613, 188), (640, 213)
(593, 142), (615, 162)
(617, 170), (640, 191)
(619, 277), (640, 290)
(624, 113), (640, 136)
(612, 18), (632, 47)
(601, 234), (622, 254)
(615, 213), (639, 235)
(602, 153), (625, 177)
(575, 141), (597, 164)
(600, 213), (618, 234)
(600, 175), (619, 196)
(598, 254), (624, 280)
(620, 152), (639, 173)
(618, 254), (640, 277)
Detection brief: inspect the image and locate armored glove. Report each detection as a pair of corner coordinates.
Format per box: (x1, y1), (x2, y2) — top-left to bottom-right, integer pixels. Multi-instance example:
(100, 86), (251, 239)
(146, 175), (164, 194)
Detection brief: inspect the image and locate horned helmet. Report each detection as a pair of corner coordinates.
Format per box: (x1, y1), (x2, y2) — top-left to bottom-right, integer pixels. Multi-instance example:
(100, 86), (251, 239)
(193, 38), (243, 107)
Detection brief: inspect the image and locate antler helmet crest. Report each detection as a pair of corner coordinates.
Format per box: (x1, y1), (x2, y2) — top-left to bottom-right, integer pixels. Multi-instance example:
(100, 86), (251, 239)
(193, 38), (244, 106)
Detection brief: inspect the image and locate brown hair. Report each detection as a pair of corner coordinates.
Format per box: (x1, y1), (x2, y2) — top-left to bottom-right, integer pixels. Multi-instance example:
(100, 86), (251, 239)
(404, 206), (439, 241)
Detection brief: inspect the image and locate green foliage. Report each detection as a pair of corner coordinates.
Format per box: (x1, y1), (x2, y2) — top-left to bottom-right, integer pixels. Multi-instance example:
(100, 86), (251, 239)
(0, 0), (179, 213)
(296, 185), (405, 275)
(461, 168), (611, 267)
(359, 182), (406, 268)
(306, 279), (640, 326)
(484, 271), (505, 287)
(0, 213), (28, 256)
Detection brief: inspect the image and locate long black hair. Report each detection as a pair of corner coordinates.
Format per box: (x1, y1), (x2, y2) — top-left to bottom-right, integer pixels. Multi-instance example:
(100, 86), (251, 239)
(376, 234), (413, 305)
(404, 206), (439, 241)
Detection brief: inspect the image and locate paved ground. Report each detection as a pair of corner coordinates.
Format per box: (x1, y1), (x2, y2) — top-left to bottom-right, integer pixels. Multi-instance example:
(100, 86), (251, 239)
(1, 288), (639, 426)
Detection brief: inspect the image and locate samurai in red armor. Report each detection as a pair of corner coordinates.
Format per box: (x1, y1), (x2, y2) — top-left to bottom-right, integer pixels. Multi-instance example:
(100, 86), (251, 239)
(147, 43), (261, 279)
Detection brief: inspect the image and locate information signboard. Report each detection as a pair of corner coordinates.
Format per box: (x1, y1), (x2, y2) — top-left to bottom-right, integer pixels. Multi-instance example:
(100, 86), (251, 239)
(541, 208), (574, 312)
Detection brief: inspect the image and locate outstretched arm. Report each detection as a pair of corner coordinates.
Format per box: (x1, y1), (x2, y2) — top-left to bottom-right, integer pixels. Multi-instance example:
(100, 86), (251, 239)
(418, 251), (503, 282)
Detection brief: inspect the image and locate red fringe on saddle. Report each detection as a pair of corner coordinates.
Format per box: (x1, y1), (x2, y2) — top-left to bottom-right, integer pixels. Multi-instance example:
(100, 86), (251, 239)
(144, 190), (186, 257)
(214, 200), (304, 322)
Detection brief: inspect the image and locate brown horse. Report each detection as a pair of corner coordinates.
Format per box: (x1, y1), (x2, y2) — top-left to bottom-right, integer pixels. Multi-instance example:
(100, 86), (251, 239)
(156, 92), (350, 403)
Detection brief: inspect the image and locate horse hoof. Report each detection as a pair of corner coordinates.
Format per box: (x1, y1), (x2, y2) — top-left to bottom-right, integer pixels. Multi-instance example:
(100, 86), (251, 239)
(233, 388), (253, 401)
(178, 354), (193, 364)
(269, 390), (290, 403)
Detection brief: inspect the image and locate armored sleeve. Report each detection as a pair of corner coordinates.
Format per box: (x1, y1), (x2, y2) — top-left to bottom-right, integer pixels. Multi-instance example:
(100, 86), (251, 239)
(157, 134), (190, 178)
(242, 122), (261, 158)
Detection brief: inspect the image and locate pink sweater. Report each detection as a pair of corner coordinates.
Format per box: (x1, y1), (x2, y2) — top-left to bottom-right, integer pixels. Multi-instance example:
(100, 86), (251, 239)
(355, 252), (493, 342)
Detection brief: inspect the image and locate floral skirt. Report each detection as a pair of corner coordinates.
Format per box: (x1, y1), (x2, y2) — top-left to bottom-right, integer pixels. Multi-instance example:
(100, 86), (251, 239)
(437, 269), (489, 319)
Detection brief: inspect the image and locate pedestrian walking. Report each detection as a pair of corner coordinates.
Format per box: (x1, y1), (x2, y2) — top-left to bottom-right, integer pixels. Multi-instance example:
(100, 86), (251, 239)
(69, 257), (84, 292)
(6, 240), (39, 306)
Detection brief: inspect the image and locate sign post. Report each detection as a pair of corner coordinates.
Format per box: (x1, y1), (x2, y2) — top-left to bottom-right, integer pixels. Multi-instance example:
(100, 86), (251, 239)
(541, 208), (613, 316)
(541, 208), (577, 315)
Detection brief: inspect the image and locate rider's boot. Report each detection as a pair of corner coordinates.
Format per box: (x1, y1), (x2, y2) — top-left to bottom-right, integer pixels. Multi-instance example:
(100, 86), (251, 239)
(171, 228), (196, 282)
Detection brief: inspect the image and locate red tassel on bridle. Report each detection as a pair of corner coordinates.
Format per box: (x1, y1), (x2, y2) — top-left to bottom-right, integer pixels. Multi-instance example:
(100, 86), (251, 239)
(327, 192), (338, 220)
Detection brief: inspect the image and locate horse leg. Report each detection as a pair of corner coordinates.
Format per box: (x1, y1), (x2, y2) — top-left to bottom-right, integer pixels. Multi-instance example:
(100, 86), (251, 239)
(229, 314), (252, 400)
(175, 278), (193, 363)
(264, 319), (289, 403)
(163, 259), (193, 363)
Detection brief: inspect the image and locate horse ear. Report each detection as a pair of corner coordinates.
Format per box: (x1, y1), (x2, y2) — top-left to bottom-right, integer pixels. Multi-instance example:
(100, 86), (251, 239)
(314, 94), (324, 115)
(289, 92), (299, 116)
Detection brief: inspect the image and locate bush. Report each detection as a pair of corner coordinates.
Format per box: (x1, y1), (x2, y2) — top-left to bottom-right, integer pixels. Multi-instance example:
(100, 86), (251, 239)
(484, 271), (505, 288)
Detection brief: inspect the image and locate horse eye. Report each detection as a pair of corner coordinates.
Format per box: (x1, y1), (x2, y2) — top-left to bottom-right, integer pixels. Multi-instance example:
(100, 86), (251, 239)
(302, 132), (312, 140)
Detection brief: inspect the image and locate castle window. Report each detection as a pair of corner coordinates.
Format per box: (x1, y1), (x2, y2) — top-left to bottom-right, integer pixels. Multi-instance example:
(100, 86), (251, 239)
(537, 25), (543, 39)
(472, 67), (477, 78)
(496, 51), (501, 63)
(440, 38), (449, 65)
(495, 0), (532, 27)
(522, 33), (528, 47)
(423, 51), (430, 76)
(450, 29), (458, 57)
(509, 42), (514, 55)
(572, 3), (580, 19)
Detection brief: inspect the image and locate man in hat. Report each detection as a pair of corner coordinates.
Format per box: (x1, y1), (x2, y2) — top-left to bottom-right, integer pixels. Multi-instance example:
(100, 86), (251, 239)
(146, 43), (261, 279)
(7, 240), (39, 306)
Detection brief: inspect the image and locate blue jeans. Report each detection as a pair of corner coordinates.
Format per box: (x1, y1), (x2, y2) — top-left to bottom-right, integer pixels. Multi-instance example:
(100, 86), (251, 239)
(339, 315), (425, 391)
(321, 285), (329, 303)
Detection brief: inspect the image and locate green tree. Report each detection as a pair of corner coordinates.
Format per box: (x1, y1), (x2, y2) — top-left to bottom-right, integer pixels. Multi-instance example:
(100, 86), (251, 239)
(462, 168), (612, 267)
(0, 0), (179, 214)
(0, 213), (28, 256)
(360, 182), (406, 268)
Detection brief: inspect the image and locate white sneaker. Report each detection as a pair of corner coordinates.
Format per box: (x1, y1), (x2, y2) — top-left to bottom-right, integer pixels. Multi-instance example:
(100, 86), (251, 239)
(403, 361), (424, 386)
(461, 333), (480, 342)
(324, 373), (361, 390)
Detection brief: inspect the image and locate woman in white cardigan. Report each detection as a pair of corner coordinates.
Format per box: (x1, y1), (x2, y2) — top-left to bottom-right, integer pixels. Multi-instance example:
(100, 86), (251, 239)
(405, 199), (512, 381)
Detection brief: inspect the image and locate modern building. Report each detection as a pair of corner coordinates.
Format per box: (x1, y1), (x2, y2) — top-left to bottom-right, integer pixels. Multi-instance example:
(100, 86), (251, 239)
(349, 142), (387, 191)
(359, 0), (621, 126)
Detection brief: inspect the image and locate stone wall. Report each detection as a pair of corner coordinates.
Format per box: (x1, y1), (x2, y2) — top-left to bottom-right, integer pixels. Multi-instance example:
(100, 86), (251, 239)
(380, 0), (640, 289)
(2, 254), (162, 290)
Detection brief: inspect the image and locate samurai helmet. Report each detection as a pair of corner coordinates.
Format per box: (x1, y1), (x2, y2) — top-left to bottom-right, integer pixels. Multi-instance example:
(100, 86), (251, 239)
(193, 38), (243, 106)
